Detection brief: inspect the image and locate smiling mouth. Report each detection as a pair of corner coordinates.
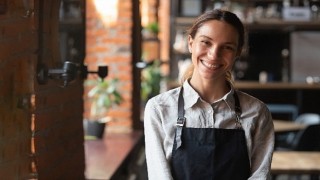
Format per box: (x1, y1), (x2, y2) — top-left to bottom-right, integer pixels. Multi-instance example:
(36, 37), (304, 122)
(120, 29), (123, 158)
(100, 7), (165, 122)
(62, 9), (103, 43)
(201, 60), (222, 70)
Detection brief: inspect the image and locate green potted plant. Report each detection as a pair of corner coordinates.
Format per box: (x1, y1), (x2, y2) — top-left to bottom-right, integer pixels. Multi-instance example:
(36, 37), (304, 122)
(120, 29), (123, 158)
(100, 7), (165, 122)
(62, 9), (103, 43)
(84, 78), (123, 139)
(142, 22), (159, 39)
(141, 59), (162, 102)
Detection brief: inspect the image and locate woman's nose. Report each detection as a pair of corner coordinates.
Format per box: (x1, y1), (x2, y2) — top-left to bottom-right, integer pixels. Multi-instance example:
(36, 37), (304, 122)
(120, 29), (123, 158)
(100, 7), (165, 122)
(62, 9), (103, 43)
(208, 46), (220, 59)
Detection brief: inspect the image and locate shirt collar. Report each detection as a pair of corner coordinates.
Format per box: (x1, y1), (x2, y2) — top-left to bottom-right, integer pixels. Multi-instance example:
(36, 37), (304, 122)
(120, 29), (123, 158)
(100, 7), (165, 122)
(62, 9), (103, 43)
(182, 80), (236, 110)
(182, 80), (200, 109)
(223, 86), (236, 112)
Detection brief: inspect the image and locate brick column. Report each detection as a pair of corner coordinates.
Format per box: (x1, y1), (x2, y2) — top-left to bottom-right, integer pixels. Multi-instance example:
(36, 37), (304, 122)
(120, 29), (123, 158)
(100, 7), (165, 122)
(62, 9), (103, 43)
(85, 0), (133, 133)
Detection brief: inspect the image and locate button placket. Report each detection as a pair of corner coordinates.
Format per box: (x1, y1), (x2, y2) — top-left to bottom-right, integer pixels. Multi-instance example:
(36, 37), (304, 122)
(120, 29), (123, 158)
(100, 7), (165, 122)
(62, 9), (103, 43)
(211, 104), (216, 127)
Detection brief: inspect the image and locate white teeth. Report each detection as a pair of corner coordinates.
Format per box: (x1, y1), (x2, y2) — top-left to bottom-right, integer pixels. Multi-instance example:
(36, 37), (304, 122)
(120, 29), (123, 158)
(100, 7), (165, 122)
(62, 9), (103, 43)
(202, 61), (220, 69)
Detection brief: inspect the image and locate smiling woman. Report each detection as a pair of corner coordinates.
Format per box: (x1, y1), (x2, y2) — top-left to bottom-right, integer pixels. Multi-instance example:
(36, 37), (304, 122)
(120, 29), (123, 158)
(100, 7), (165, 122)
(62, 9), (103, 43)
(187, 20), (239, 96)
(144, 9), (274, 180)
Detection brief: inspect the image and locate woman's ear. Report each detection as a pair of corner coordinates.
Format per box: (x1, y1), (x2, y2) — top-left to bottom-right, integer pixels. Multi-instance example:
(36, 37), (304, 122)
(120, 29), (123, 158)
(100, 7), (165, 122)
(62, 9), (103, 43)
(187, 35), (193, 53)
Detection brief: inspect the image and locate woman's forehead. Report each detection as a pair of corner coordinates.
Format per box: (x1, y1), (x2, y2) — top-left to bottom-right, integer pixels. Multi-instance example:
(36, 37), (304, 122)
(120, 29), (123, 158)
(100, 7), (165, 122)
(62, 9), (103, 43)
(195, 20), (239, 42)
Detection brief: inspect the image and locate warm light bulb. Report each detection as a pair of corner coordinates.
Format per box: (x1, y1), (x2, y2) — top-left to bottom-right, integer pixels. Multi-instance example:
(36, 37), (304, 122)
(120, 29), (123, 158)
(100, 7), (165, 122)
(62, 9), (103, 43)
(93, 0), (118, 27)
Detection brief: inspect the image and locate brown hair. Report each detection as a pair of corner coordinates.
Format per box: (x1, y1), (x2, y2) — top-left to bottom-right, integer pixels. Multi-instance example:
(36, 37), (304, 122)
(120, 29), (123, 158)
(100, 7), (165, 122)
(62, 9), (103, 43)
(181, 9), (245, 84)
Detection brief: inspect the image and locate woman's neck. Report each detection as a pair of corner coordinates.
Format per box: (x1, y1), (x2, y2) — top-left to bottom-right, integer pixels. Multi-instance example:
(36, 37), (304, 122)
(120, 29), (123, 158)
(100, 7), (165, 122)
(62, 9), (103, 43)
(189, 77), (230, 103)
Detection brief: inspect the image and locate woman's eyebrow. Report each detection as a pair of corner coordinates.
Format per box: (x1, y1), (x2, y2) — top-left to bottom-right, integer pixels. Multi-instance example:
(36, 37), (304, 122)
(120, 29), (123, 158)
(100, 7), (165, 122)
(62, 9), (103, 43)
(198, 35), (237, 46)
(198, 35), (212, 40)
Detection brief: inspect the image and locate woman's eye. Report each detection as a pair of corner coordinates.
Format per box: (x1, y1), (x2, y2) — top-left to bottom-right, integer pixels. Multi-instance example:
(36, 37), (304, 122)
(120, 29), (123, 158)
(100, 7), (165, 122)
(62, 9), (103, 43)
(224, 46), (236, 51)
(201, 41), (210, 45)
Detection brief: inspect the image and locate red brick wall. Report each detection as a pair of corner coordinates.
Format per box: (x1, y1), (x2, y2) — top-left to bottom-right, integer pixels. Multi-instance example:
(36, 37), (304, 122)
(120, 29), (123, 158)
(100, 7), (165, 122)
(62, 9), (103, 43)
(0, 0), (85, 179)
(158, 0), (170, 75)
(84, 0), (133, 133)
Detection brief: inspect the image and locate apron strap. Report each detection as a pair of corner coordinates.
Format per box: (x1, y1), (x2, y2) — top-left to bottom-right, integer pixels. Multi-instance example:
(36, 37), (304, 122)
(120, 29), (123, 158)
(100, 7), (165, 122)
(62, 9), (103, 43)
(174, 87), (243, 149)
(233, 91), (243, 129)
(175, 87), (186, 150)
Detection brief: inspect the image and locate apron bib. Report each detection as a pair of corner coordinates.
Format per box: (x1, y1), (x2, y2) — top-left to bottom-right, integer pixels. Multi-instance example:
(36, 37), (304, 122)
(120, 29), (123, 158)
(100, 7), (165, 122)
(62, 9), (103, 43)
(171, 87), (250, 180)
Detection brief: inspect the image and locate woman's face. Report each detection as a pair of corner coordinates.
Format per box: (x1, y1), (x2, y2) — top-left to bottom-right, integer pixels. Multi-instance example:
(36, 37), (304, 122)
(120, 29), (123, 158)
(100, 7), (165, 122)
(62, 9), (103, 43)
(188, 20), (239, 82)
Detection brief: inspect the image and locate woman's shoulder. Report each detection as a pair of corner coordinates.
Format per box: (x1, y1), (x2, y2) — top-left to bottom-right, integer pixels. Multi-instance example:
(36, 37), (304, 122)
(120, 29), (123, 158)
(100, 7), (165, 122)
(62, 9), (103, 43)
(235, 90), (269, 110)
(235, 90), (273, 125)
(147, 87), (181, 107)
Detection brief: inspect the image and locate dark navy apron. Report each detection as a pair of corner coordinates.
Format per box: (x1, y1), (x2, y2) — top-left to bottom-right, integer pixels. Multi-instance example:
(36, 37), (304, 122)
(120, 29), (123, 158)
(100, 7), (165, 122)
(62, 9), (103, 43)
(171, 87), (250, 180)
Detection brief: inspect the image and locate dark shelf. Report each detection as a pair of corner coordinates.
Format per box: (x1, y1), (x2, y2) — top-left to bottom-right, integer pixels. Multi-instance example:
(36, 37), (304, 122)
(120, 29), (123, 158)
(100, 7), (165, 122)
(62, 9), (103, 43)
(170, 0), (320, 80)
(175, 17), (320, 31)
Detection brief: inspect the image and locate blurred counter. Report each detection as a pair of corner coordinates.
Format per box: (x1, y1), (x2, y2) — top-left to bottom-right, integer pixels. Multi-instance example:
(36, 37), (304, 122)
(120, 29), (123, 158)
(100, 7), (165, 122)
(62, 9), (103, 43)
(234, 81), (320, 90)
(85, 131), (146, 179)
(167, 80), (320, 90)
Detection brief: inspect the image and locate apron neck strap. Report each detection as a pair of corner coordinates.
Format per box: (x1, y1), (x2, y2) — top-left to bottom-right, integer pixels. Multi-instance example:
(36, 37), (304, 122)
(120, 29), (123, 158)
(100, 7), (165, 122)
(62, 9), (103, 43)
(233, 91), (242, 129)
(177, 86), (186, 127)
(174, 87), (243, 150)
(173, 87), (186, 150)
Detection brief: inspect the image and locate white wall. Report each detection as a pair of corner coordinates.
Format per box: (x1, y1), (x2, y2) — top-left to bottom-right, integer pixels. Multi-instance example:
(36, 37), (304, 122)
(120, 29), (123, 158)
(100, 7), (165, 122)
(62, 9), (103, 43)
(291, 32), (320, 82)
